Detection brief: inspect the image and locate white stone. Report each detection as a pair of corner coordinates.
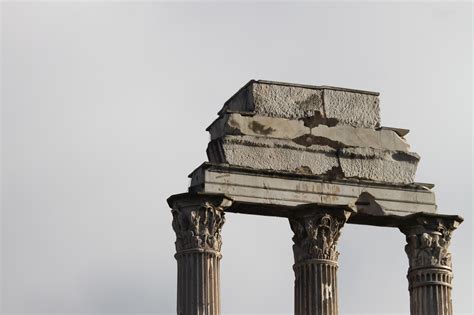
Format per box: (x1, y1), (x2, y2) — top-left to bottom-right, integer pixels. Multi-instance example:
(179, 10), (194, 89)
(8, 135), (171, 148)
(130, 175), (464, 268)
(207, 135), (418, 184)
(208, 113), (409, 151)
(310, 125), (409, 152)
(339, 147), (419, 184)
(323, 89), (380, 128)
(188, 163), (437, 218)
(252, 83), (324, 119)
(219, 80), (380, 128)
(208, 113), (309, 140)
(207, 135), (339, 176)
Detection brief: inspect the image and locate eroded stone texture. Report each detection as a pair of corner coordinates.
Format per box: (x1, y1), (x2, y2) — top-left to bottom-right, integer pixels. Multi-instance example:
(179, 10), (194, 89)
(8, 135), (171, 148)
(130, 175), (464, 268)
(339, 147), (419, 184)
(170, 194), (232, 315)
(208, 113), (308, 141)
(208, 113), (410, 151)
(172, 202), (226, 253)
(207, 79), (418, 184)
(290, 208), (352, 315)
(399, 215), (463, 315)
(252, 83), (324, 119)
(207, 135), (419, 184)
(189, 163), (438, 218)
(290, 211), (350, 263)
(168, 80), (464, 315)
(219, 80), (380, 128)
(310, 125), (409, 151)
(207, 136), (339, 176)
(324, 89), (380, 129)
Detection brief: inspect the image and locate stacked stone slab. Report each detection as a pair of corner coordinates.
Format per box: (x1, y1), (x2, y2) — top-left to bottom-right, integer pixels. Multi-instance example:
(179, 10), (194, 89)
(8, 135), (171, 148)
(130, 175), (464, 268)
(206, 80), (419, 184)
(168, 80), (463, 315)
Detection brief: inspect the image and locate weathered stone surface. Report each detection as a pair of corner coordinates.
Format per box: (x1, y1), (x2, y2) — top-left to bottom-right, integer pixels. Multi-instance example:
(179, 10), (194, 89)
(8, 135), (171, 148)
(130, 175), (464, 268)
(219, 80), (380, 128)
(309, 125), (409, 151)
(189, 163), (437, 221)
(339, 147), (419, 184)
(399, 215), (463, 315)
(169, 194), (232, 315)
(207, 135), (418, 184)
(252, 82), (324, 119)
(167, 80), (464, 315)
(290, 209), (351, 263)
(208, 113), (409, 151)
(210, 81), (415, 184)
(207, 135), (339, 176)
(208, 113), (308, 141)
(290, 208), (351, 315)
(324, 89), (380, 129)
(222, 81), (324, 119)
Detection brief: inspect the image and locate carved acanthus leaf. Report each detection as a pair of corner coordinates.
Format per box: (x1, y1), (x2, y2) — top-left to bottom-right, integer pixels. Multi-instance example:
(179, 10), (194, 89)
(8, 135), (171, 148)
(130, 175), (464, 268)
(290, 213), (347, 262)
(172, 202), (226, 252)
(404, 225), (453, 269)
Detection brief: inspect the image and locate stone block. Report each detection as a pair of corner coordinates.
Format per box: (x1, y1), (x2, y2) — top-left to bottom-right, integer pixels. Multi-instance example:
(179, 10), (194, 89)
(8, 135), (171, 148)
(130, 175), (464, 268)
(208, 113), (409, 152)
(207, 135), (419, 184)
(219, 80), (380, 128)
(207, 113), (309, 141)
(188, 163), (437, 221)
(207, 135), (339, 176)
(323, 89), (380, 129)
(339, 147), (419, 184)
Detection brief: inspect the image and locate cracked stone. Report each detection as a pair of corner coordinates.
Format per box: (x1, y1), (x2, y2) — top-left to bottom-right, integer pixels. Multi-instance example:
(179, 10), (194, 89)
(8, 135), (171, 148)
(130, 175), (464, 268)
(207, 136), (339, 176)
(208, 113), (409, 151)
(208, 113), (309, 140)
(339, 147), (419, 184)
(207, 135), (419, 183)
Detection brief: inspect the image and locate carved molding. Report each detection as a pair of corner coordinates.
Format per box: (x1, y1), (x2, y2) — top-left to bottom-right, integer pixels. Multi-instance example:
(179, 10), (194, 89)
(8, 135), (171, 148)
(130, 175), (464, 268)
(290, 212), (348, 262)
(172, 202), (226, 253)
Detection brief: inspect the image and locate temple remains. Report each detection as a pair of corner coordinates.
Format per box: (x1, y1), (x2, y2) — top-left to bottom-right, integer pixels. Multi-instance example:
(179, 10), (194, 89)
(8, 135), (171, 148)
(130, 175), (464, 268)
(167, 80), (463, 315)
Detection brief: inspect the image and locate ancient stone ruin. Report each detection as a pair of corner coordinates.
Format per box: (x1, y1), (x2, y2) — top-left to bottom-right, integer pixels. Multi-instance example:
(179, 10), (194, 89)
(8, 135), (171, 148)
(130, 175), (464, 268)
(168, 80), (463, 315)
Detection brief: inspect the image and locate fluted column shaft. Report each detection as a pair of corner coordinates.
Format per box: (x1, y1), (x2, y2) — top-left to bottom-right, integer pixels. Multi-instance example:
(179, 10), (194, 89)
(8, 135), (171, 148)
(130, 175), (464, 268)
(293, 259), (339, 314)
(290, 208), (351, 315)
(175, 250), (221, 315)
(400, 215), (462, 315)
(171, 195), (230, 315)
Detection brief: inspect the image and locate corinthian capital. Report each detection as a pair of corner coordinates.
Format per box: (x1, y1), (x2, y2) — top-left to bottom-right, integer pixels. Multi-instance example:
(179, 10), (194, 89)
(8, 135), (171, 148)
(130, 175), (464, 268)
(172, 202), (226, 252)
(168, 193), (232, 253)
(399, 214), (463, 269)
(290, 208), (352, 263)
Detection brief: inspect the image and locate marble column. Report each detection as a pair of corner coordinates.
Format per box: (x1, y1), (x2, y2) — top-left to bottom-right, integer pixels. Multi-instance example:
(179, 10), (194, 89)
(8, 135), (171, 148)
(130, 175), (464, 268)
(399, 214), (463, 315)
(169, 194), (232, 315)
(289, 208), (352, 315)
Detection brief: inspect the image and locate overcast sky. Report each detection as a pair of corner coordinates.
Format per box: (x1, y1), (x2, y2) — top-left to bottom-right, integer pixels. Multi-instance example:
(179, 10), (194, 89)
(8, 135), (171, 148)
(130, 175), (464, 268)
(1, 2), (472, 314)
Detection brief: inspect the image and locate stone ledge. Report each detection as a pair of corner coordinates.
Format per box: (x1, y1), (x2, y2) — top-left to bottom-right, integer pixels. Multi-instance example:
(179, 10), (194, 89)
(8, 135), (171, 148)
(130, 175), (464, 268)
(207, 113), (410, 151)
(187, 163), (437, 226)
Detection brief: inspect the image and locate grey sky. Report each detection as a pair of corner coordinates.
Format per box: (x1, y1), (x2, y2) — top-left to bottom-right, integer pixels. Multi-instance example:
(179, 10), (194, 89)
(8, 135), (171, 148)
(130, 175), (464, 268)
(1, 2), (472, 314)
